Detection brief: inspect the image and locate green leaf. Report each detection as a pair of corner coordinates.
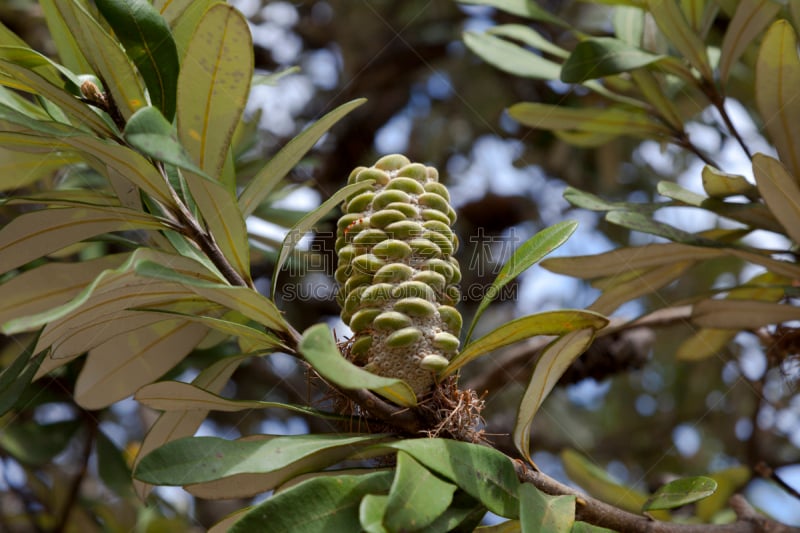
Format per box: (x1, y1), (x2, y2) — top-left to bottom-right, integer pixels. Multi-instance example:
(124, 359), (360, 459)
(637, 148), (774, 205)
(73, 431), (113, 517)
(646, 0), (712, 81)
(509, 103), (669, 138)
(0, 333), (46, 416)
(39, 0), (93, 75)
(177, 3), (251, 181)
(134, 433), (386, 488)
(519, 483), (575, 533)
(134, 381), (345, 421)
(134, 261), (290, 333)
(419, 492), (486, 533)
(465, 220), (578, 344)
(692, 299), (800, 329)
(756, 21), (800, 180)
(571, 522), (616, 533)
(463, 31), (561, 80)
(695, 467), (750, 521)
(54, 1), (147, 120)
(0, 206), (166, 273)
(563, 186), (657, 213)
(0, 420), (81, 465)
(360, 494), (390, 533)
(701, 166), (757, 199)
(133, 353), (246, 499)
(96, 429), (133, 496)
(239, 98), (367, 217)
(604, 210), (718, 246)
(95, 0), (179, 120)
(382, 439), (520, 518)
(514, 329), (596, 463)
(298, 323), (417, 407)
(719, 0), (781, 83)
(229, 472), (395, 533)
(561, 37), (664, 83)
(449, 310), (608, 375)
(272, 180), (375, 297)
(613, 6), (645, 46)
(384, 452), (457, 532)
(457, 0), (567, 26)
(752, 153), (800, 243)
(643, 476), (717, 511)
(589, 261), (692, 316)
(488, 24), (569, 59)
(124, 106), (209, 177)
(476, 521), (521, 532)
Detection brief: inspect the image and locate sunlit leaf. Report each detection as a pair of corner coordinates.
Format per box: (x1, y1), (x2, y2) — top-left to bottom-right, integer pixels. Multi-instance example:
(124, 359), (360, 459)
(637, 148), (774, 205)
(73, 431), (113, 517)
(614, 6), (645, 46)
(719, 0), (781, 83)
(134, 381), (344, 421)
(382, 438), (520, 518)
(298, 323), (417, 407)
(519, 483), (575, 533)
(488, 24), (568, 58)
(465, 220), (578, 344)
(463, 31), (561, 80)
(561, 37), (664, 82)
(692, 299), (800, 329)
(449, 310), (608, 375)
(646, 0), (712, 81)
(230, 472), (395, 533)
(271, 180), (375, 297)
(509, 102), (668, 138)
(701, 166), (757, 200)
(239, 98), (367, 217)
(752, 153), (800, 243)
(756, 20), (800, 180)
(457, 0), (567, 26)
(55, 1), (147, 120)
(384, 452), (457, 532)
(360, 494), (389, 533)
(95, 0), (179, 120)
(514, 330), (595, 463)
(0, 206), (166, 273)
(643, 476), (717, 511)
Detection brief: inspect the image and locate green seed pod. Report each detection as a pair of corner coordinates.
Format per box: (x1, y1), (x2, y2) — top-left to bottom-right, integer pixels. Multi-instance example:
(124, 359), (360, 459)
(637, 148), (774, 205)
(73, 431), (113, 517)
(374, 311), (412, 330)
(386, 327), (423, 347)
(386, 176), (425, 195)
(448, 258), (462, 283)
(347, 166), (367, 184)
(336, 155), (463, 398)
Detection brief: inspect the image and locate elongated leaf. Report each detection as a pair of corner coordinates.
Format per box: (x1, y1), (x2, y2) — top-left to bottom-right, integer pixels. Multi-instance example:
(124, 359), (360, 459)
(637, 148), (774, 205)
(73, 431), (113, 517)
(0, 254), (127, 326)
(605, 210), (719, 246)
(55, 1), (147, 120)
(514, 329), (595, 463)
(239, 98), (366, 217)
(135, 381), (343, 420)
(95, 0), (179, 120)
(457, 0), (567, 26)
(39, 0), (93, 74)
(74, 318), (208, 408)
(383, 439), (520, 518)
(0, 206), (165, 272)
(135, 434), (386, 487)
(752, 153), (800, 243)
(643, 476), (717, 511)
(135, 261), (290, 333)
(465, 220), (578, 344)
(489, 24), (568, 58)
(0, 45), (81, 90)
(719, 0), (781, 83)
(614, 6), (645, 46)
(509, 102), (668, 138)
(230, 472), (395, 533)
(384, 452), (457, 532)
(298, 323), (416, 407)
(134, 353), (247, 499)
(630, 69), (683, 129)
(561, 37), (664, 82)
(96, 429), (133, 496)
(563, 186), (658, 213)
(177, 3), (250, 181)
(0, 147), (80, 191)
(702, 165), (757, 199)
(124, 105), (209, 177)
(676, 329), (735, 361)
(0, 333), (46, 416)
(448, 310), (608, 375)
(589, 261), (693, 315)
(272, 180), (375, 296)
(519, 483), (575, 533)
(571, 522), (616, 533)
(646, 0), (712, 81)
(756, 20), (800, 180)
(692, 299), (800, 329)
(463, 31), (561, 80)
(695, 467), (750, 521)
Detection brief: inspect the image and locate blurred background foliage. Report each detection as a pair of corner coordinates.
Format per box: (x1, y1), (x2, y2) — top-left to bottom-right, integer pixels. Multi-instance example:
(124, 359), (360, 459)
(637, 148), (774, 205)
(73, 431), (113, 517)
(0, 0), (798, 530)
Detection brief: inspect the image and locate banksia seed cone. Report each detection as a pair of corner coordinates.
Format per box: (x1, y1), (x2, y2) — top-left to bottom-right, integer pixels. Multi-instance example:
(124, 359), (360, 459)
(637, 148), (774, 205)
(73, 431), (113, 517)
(335, 154), (463, 398)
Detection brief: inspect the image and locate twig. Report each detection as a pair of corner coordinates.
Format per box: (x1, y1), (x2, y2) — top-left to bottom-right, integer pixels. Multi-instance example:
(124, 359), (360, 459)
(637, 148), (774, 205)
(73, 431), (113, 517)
(702, 81), (753, 160)
(755, 461), (800, 501)
(514, 460), (800, 533)
(52, 418), (96, 533)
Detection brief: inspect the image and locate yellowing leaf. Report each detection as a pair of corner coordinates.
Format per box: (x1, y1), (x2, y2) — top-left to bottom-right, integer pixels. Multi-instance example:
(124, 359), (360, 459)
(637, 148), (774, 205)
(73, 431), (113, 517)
(756, 21), (800, 180)
(646, 0), (712, 81)
(692, 299), (800, 329)
(589, 261), (693, 316)
(676, 329), (736, 361)
(701, 165), (757, 198)
(719, 0), (781, 83)
(752, 153), (800, 243)
(74, 319), (208, 409)
(508, 102), (669, 138)
(514, 330), (595, 464)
